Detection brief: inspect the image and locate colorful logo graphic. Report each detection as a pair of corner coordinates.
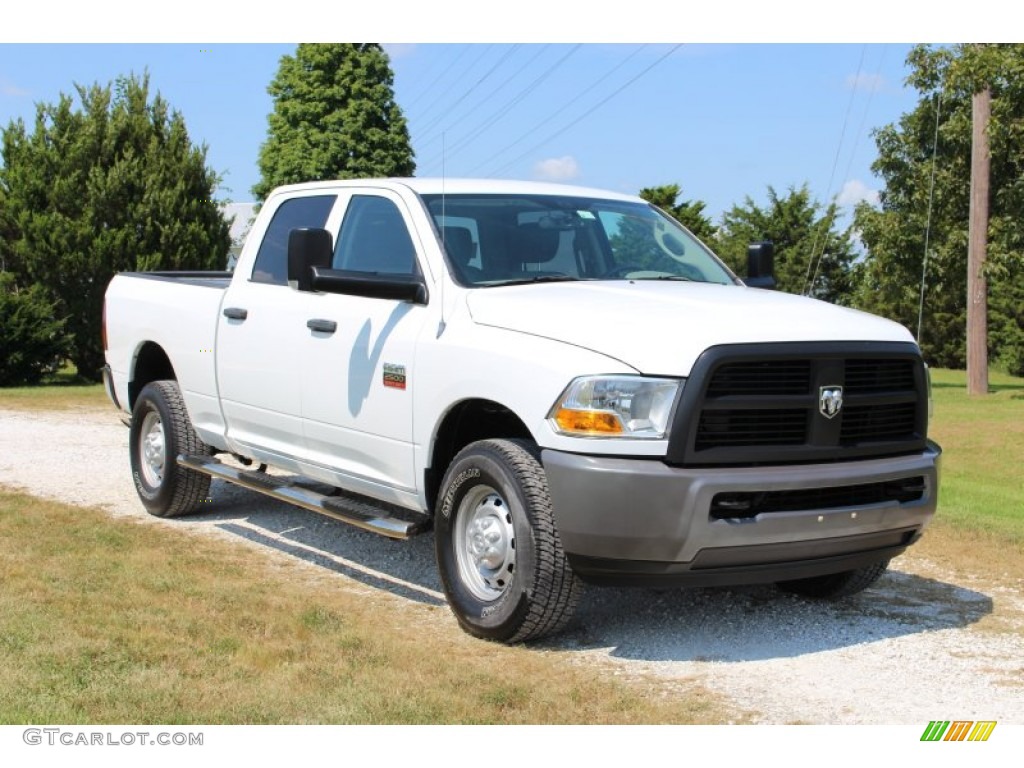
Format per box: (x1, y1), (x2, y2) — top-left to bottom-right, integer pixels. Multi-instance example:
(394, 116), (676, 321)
(920, 721), (997, 742)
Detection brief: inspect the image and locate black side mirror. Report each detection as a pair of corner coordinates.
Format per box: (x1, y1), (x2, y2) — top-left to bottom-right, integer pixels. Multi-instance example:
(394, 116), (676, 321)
(288, 228), (333, 291)
(746, 241), (775, 290)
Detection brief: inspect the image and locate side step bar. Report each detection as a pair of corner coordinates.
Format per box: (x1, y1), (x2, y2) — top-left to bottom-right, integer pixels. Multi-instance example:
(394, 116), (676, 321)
(177, 455), (430, 540)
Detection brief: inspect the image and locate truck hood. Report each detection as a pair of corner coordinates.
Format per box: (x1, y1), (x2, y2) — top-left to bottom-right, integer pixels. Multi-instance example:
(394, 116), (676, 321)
(465, 281), (915, 376)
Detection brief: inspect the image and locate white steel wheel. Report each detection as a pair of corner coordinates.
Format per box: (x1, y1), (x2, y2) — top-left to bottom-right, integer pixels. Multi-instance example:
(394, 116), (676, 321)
(453, 485), (517, 602)
(137, 410), (167, 488)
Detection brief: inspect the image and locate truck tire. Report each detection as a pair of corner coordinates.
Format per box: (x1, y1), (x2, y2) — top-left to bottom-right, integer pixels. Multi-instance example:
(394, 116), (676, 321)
(129, 380), (211, 518)
(776, 560), (889, 599)
(434, 439), (582, 643)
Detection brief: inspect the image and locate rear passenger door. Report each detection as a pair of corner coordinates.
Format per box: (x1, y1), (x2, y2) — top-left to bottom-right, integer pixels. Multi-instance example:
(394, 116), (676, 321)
(217, 192), (340, 463)
(299, 190), (431, 497)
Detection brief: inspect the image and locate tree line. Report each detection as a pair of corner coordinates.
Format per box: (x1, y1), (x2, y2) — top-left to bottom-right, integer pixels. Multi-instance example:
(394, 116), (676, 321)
(2, 43), (1022, 386)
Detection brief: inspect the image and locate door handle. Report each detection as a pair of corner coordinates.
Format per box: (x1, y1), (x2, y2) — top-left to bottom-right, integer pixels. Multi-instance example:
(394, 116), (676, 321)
(307, 318), (337, 334)
(223, 307), (248, 321)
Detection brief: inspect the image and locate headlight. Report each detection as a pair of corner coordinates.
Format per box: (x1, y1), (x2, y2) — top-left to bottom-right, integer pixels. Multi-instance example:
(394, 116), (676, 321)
(548, 376), (682, 439)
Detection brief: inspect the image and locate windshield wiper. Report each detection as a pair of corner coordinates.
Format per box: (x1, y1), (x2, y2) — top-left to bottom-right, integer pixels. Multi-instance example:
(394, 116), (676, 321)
(632, 275), (694, 282)
(493, 275), (582, 287)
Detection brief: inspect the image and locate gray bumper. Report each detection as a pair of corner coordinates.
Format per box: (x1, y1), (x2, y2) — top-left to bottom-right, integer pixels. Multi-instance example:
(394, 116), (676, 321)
(542, 443), (941, 586)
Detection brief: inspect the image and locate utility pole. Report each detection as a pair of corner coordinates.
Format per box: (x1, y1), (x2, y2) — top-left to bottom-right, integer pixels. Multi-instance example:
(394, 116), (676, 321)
(967, 86), (991, 396)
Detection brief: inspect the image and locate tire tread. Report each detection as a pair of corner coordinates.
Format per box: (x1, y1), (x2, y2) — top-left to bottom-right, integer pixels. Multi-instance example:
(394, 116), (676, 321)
(441, 438), (582, 643)
(134, 380), (211, 518)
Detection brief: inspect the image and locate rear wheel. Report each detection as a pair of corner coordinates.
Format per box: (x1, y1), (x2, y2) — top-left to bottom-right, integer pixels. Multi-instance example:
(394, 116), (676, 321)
(777, 560), (889, 599)
(129, 380), (211, 518)
(435, 439), (582, 643)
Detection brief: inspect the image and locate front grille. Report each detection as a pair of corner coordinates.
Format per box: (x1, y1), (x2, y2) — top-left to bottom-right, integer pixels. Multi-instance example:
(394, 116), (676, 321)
(845, 359), (916, 393)
(706, 361), (810, 396)
(696, 409), (807, 449)
(710, 477), (927, 519)
(666, 342), (929, 467)
(841, 403), (918, 443)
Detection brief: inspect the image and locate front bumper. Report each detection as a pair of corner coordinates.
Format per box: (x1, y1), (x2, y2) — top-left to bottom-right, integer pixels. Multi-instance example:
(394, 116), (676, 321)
(542, 442), (941, 587)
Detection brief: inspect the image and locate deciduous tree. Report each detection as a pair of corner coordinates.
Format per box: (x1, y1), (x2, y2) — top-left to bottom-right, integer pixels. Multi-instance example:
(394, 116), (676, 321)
(853, 44), (1024, 373)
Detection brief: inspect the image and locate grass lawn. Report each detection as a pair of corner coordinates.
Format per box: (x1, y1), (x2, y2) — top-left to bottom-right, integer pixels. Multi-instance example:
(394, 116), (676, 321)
(0, 487), (731, 725)
(0, 367), (106, 411)
(927, 368), (1024, 549)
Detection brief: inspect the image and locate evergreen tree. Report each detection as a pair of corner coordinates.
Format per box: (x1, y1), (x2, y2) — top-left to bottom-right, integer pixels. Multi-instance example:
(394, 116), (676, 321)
(853, 44), (1024, 373)
(0, 273), (69, 386)
(253, 44), (415, 201)
(0, 73), (231, 380)
(716, 184), (857, 304)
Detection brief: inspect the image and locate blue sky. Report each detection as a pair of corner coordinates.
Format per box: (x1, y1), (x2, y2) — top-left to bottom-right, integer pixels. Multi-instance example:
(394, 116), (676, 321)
(4, 1), (997, 226)
(0, 42), (919, 225)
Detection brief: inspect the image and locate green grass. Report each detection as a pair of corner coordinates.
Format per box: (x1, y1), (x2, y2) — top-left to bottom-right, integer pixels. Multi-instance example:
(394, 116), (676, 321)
(0, 366), (106, 411)
(928, 368), (1024, 547)
(0, 487), (732, 725)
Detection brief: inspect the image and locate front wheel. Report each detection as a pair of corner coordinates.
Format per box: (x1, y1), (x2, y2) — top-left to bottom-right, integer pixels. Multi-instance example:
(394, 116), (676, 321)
(777, 560), (889, 599)
(434, 439), (582, 643)
(129, 380), (211, 518)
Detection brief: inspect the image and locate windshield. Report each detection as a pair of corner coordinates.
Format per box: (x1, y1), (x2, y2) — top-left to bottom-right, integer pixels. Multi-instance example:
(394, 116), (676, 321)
(421, 193), (737, 287)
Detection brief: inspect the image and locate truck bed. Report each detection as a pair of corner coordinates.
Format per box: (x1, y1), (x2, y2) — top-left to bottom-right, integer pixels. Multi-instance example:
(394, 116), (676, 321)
(119, 271), (234, 289)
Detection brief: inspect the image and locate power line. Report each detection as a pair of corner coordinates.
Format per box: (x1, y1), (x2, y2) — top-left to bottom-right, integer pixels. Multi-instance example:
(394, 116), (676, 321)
(415, 44), (549, 157)
(808, 45), (886, 297)
(803, 44), (867, 296)
(412, 44), (495, 128)
(420, 45), (583, 174)
(404, 44), (474, 113)
(463, 44), (648, 176)
(485, 44), (683, 179)
(413, 45), (512, 138)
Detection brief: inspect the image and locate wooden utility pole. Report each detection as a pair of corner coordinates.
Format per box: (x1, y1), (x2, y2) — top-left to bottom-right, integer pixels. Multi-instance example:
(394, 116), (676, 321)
(967, 86), (991, 396)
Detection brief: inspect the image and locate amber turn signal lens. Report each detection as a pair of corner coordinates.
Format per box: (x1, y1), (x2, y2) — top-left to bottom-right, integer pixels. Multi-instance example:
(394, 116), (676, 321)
(553, 408), (623, 435)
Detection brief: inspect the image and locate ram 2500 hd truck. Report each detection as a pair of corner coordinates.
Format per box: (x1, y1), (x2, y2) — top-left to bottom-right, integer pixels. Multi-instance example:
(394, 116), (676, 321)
(102, 178), (941, 643)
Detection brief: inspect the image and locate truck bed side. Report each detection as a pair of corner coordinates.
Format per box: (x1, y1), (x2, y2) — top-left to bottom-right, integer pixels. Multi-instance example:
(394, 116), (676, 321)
(105, 272), (229, 445)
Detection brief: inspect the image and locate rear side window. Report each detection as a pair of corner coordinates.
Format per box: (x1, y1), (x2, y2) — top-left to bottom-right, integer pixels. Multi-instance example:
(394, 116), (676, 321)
(251, 195), (336, 285)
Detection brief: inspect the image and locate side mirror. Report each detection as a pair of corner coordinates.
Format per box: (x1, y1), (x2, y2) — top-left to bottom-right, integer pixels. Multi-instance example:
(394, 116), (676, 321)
(746, 241), (775, 290)
(288, 228), (333, 291)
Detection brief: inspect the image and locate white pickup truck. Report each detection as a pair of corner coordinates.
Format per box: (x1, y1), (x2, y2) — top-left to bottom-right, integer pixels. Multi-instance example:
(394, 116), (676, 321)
(103, 178), (941, 643)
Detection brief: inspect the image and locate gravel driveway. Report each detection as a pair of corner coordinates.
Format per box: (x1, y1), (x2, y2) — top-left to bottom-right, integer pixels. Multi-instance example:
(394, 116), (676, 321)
(2, 406), (1021, 724)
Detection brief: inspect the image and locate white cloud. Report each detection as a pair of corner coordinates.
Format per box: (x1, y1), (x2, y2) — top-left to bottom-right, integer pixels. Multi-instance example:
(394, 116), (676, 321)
(533, 155), (580, 182)
(0, 76), (29, 97)
(837, 179), (880, 208)
(845, 72), (884, 92)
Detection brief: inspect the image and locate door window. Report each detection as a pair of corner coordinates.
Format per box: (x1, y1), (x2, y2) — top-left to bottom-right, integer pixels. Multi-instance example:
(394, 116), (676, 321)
(333, 195), (419, 275)
(251, 195), (336, 285)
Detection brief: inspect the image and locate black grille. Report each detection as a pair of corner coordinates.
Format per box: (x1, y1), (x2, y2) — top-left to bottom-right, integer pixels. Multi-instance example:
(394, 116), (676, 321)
(710, 477), (926, 519)
(706, 361), (810, 396)
(667, 342), (929, 466)
(696, 409), (806, 449)
(841, 403), (918, 443)
(845, 359), (916, 393)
